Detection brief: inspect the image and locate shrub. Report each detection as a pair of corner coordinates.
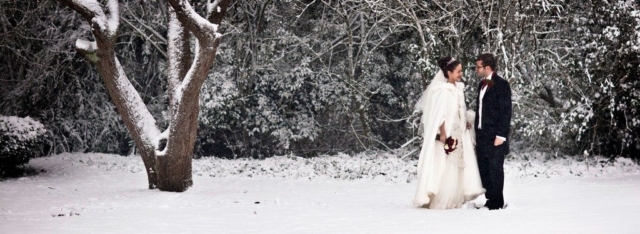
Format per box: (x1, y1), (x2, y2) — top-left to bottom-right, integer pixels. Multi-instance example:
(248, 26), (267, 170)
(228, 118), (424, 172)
(0, 116), (47, 174)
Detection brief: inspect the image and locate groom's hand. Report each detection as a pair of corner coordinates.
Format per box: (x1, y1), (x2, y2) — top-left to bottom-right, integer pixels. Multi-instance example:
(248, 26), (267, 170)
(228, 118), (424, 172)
(494, 138), (504, 146)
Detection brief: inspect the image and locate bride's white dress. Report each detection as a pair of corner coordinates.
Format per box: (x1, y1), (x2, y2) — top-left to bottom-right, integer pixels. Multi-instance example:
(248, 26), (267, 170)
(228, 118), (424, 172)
(412, 71), (485, 209)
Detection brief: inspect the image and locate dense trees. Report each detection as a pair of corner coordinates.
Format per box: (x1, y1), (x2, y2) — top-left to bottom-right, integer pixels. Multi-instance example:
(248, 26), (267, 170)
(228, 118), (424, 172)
(1, 0), (638, 162)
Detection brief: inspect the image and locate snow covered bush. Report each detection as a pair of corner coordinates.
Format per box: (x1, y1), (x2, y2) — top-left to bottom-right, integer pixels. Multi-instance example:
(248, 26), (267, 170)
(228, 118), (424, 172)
(564, 0), (640, 158)
(0, 116), (47, 172)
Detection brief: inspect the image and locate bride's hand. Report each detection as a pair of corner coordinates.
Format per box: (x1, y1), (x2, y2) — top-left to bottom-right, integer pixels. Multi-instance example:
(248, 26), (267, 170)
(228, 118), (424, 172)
(440, 134), (447, 143)
(466, 123), (472, 130)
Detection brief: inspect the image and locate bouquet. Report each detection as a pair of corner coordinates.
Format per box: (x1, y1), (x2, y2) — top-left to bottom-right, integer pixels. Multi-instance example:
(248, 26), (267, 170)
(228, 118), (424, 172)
(443, 136), (458, 155)
(435, 134), (458, 155)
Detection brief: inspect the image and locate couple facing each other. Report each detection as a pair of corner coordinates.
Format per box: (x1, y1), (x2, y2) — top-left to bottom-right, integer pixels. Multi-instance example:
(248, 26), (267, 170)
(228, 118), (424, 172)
(412, 53), (512, 210)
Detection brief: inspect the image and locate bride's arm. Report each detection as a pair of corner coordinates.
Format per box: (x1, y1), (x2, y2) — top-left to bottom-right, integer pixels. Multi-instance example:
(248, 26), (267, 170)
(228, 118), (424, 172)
(439, 122), (446, 143)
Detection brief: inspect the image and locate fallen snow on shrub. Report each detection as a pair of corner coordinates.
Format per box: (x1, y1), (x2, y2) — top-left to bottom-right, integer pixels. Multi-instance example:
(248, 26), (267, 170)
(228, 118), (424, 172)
(0, 116), (46, 142)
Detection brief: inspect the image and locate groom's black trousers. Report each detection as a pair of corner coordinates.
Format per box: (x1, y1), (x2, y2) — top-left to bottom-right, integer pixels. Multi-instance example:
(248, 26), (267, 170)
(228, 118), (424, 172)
(476, 136), (506, 209)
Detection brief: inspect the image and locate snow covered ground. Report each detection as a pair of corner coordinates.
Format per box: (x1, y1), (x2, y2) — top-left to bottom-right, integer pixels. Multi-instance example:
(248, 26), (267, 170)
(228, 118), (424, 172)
(1, 152), (640, 233)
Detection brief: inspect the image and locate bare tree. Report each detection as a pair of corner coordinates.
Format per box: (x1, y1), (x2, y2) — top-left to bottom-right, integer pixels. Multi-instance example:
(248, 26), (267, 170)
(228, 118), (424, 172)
(56, 0), (231, 192)
(309, 0), (400, 150)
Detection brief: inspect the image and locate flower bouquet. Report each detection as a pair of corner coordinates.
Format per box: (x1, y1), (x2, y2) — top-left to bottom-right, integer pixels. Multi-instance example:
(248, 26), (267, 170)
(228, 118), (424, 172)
(435, 134), (458, 155)
(443, 136), (458, 155)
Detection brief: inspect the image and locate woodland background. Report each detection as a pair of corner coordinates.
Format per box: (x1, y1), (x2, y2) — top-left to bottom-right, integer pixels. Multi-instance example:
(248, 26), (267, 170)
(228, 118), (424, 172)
(1, 0), (638, 159)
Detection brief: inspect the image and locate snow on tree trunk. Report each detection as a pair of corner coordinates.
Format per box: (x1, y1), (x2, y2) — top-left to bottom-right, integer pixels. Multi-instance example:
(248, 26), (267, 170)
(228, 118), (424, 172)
(57, 0), (231, 192)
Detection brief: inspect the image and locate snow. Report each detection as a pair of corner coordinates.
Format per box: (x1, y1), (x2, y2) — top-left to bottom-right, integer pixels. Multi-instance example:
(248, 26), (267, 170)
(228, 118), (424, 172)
(182, 0), (218, 33)
(153, 129), (170, 156)
(170, 0), (219, 107)
(72, 0), (103, 15)
(74, 39), (97, 51)
(174, 40), (200, 106)
(73, 0), (106, 31)
(1, 152), (639, 233)
(68, 0), (117, 36)
(167, 14), (183, 83)
(113, 59), (161, 148)
(105, 0), (119, 36)
(166, 0), (220, 125)
(0, 116), (46, 141)
(206, 0), (221, 15)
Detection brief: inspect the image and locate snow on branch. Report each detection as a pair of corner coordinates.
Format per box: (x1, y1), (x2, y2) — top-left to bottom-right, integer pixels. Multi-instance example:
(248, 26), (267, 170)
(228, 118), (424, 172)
(154, 129), (170, 156)
(167, 0), (227, 108)
(105, 0), (119, 36)
(167, 11), (183, 91)
(113, 59), (161, 148)
(75, 39), (99, 63)
(72, 0), (102, 11)
(173, 40), (200, 104)
(207, 0), (222, 16)
(75, 39), (97, 52)
(61, 0), (107, 31)
(59, 0), (120, 36)
(168, 0), (220, 38)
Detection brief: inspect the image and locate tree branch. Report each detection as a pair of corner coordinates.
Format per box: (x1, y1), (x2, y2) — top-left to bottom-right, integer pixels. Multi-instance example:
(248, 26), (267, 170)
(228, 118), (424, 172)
(57, 0), (161, 149)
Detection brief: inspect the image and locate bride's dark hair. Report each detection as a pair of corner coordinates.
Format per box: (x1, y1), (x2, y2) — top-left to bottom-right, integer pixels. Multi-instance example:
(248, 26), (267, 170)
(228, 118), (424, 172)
(438, 56), (461, 78)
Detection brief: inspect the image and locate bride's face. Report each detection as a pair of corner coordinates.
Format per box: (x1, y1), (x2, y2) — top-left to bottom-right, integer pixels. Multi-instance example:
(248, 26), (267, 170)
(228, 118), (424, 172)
(448, 64), (463, 82)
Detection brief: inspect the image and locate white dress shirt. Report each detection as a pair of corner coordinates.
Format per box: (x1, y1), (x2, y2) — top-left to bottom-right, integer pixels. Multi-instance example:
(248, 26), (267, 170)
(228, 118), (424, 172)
(479, 72), (506, 142)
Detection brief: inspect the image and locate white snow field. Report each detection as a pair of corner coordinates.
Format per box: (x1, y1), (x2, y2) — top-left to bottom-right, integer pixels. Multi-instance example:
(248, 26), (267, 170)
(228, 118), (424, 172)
(1, 152), (640, 234)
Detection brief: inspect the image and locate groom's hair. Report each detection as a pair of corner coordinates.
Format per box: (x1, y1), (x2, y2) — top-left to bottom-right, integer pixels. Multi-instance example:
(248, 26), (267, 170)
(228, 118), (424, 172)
(476, 53), (497, 71)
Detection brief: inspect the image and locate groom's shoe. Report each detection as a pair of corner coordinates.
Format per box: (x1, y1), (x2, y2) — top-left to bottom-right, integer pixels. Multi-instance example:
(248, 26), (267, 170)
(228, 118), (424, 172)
(488, 203), (508, 210)
(487, 204), (502, 210)
(474, 203), (489, 209)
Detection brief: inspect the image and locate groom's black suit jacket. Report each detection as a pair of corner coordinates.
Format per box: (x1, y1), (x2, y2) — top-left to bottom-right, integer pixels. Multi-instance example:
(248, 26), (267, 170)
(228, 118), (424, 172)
(474, 73), (512, 156)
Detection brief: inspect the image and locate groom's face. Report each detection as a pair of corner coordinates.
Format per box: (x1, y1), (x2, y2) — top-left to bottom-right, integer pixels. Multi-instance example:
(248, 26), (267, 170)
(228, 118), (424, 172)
(475, 61), (488, 78)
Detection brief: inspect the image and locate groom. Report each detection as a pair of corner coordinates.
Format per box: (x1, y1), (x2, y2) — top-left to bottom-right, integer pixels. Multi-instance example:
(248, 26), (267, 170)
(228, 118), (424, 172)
(473, 54), (512, 210)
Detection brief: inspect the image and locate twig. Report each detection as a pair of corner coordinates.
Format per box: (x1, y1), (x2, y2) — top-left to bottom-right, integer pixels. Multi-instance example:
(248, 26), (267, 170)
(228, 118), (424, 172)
(400, 136), (419, 148)
(400, 148), (419, 160)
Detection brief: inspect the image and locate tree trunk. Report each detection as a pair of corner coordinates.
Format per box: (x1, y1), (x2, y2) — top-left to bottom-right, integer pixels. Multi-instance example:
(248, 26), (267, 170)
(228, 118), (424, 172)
(59, 0), (231, 192)
(87, 42), (161, 190)
(156, 103), (198, 191)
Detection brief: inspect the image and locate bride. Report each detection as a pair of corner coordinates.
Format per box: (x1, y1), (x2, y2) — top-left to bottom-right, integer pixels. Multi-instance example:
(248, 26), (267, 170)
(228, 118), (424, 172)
(412, 57), (485, 209)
